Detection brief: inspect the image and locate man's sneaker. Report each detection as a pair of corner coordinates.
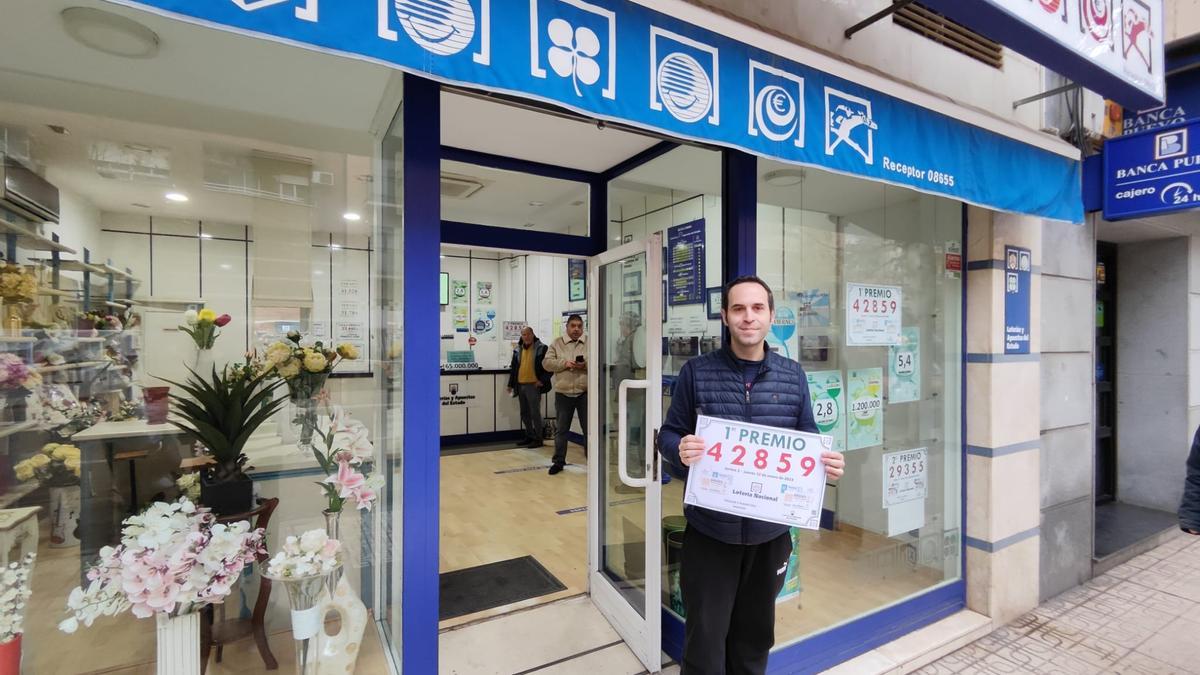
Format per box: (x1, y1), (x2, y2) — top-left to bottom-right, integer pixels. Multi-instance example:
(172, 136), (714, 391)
(548, 463), (565, 475)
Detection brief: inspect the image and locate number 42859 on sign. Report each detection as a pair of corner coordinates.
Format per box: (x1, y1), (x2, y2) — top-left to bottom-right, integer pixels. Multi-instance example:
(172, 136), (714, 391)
(684, 415), (832, 530)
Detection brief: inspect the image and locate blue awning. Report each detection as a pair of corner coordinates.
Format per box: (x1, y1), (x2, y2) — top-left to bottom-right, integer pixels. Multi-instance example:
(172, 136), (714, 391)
(105, 0), (1084, 223)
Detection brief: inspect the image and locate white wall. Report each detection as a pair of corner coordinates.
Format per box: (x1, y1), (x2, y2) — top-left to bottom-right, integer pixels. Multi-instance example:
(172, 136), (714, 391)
(690, 0), (1043, 129)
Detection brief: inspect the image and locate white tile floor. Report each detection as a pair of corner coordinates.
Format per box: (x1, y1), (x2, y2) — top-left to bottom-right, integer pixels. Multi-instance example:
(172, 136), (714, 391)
(438, 595), (680, 675)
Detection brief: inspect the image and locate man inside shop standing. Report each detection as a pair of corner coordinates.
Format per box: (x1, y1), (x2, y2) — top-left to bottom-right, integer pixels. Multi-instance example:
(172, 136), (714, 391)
(542, 314), (588, 475)
(659, 275), (846, 675)
(507, 326), (551, 448)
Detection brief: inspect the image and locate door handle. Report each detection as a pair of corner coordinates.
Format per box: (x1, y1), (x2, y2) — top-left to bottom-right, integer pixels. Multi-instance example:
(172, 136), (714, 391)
(617, 379), (649, 488)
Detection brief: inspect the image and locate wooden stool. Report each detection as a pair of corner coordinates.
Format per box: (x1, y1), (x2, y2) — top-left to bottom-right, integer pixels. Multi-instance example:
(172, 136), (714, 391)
(201, 497), (280, 673)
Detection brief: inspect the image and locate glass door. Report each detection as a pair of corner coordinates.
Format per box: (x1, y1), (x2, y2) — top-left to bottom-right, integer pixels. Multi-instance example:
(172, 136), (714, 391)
(587, 234), (663, 672)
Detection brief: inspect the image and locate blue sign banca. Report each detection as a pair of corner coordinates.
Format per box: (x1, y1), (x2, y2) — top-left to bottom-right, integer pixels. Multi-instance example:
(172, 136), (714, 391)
(1104, 120), (1200, 220)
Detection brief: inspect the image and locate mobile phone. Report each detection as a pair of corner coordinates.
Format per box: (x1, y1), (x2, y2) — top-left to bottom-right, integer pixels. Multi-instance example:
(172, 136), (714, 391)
(575, 355), (585, 363)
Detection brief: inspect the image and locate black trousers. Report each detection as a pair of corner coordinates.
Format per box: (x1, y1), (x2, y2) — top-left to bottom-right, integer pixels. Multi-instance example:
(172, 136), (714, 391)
(552, 392), (586, 464)
(680, 527), (793, 675)
(517, 384), (543, 443)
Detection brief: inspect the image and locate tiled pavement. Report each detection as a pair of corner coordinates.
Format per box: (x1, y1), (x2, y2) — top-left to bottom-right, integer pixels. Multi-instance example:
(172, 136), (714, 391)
(918, 532), (1200, 674)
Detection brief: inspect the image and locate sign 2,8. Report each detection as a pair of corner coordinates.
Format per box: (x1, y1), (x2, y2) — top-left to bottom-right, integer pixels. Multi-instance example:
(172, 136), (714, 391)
(705, 442), (817, 475)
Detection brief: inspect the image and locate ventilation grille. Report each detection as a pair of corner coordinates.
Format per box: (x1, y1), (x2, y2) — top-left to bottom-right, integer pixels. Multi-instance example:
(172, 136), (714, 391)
(894, 3), (1003, 70)
(440, 172), (486, 199)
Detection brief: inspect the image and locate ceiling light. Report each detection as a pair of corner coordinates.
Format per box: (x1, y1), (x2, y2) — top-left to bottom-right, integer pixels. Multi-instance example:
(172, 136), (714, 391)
(200, 233), (213, 239)
(314, 270), (324, 276)
(219, 263), (232, 270)
(61, 7), (160, 59)
(528, 201), (545, 207)
(763, 169), (806, 187)
(165, 191), (188, 202)
(343, 212), (361, 222)
(331, 244), (342, 250)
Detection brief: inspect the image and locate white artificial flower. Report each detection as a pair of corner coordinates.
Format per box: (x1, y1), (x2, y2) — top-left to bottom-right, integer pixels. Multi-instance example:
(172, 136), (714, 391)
(183, 309), (199, 326)
(299, 529), (327, 555)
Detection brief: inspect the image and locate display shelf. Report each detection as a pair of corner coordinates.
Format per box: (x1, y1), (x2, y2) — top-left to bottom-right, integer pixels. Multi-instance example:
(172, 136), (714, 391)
(0, 219), (76, 254)
(35, 360), (109, 373)
(37, 286), (76, 297)
(54, 259), (108, 275)
(75, 337), (107, 343)
(99, 264), (136, 281)
(0, 483), (37, 510)
(0, 421), (37, 440)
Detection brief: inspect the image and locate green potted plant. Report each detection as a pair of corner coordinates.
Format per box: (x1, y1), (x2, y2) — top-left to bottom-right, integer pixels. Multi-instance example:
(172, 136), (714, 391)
(163, 360), (285, 516)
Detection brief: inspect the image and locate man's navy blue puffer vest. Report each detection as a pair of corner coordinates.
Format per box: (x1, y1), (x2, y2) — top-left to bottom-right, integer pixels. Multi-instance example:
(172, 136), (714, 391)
(683, 346), (816, 545)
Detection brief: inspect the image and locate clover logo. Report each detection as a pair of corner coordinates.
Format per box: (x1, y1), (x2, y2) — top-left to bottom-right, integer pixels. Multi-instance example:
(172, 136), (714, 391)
(547, 18), (601, 96)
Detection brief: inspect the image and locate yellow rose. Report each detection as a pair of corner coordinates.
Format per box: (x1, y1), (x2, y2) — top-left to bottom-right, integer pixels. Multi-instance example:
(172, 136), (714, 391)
(277, 358), (301, 379)
(42, 443), (61, 457)
(197, 308), (217, 323)
(28, 454), (51, 468)
(265, 342), (292, 366)
(64, 458), (81, 476)
(303, 352), (327, 373)
(52, 445), (81, 461)
(13, 462), (33, 482)
(336, 343), (360, 360)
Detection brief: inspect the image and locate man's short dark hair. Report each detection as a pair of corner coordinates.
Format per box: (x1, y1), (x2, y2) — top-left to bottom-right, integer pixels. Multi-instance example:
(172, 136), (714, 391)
(566, 314), (583, 325)
(722, 275), (775, 311)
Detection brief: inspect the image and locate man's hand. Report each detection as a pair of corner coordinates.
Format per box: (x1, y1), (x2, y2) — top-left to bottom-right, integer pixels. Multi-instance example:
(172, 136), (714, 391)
(678, 434), (706, 466)
(822, 451), (846, 481)
(505, 386), (512, 396)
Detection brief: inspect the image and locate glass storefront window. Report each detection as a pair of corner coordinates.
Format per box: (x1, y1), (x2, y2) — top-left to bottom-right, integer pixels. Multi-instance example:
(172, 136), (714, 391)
(606, 145), (726, 620)
(756, 158), (964, 646)
(0, 5), (398, 671)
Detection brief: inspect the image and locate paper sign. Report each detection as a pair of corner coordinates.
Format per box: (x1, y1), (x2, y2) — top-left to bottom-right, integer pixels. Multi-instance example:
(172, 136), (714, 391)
(476, 281), (494, 305)
(847, 368), (883, 450)
(472, 309), (497, 341)
(883, 448), (928, 507)
(685, 415), (831, 530)
(846, 283), (902, 346)
(887, 327), (921, 404)
(453, 306), (469, 332)
(502, 321), (526, 340)
(440, 380), (480, 408)
(451, 280), (468, 304)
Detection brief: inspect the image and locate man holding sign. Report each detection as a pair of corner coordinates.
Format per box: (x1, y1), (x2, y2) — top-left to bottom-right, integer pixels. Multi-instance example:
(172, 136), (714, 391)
(660, 276), (845, 675)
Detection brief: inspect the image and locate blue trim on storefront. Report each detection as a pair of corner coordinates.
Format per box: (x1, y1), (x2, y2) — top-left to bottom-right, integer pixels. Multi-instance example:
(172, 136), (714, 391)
(600, 141), (681, 181)
(965, 527), (1040, 553)
(401, 74), (442, 675)
(722, 150), (758, 280)
(966, 440), (1040, 458)
(442, 220), (601, 257)
(768, 582), (966, 674)
(965, 353), (1041, 363)
(442, 145), (598, 184)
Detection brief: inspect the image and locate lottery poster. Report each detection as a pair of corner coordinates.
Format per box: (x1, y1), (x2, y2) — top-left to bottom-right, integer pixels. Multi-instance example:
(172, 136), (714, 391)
(472, 309), (497, 341)
(766, 306), (798, 359)
(806, 370), (846, 453)
(846, 283), (902, 346)
(847, 368), (883, 450)
(884, 447), (928, 536)
(476, 281), (494, 305)
(887, 327), (921, 404)
(453, 306), (469, 332)
(451, 280), (468, 304)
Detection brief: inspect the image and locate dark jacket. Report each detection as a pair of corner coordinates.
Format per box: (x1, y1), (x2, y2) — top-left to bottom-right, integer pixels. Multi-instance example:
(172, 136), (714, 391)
(1182, 425), (1200, 533)
(507, 340), (552, 393)
(660, 344), (818, 545)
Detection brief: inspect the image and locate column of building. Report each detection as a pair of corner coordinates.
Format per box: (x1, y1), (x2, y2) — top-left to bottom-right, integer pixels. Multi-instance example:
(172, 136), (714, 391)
(964, 207), (1042, 623)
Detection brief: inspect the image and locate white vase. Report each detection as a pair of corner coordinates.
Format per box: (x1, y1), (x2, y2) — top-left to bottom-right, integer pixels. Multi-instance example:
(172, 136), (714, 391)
(155, 611), (201, 675)
(316, 578), (368, 675)
(193, 349), (216, 378)
(48, 485), (80, 548)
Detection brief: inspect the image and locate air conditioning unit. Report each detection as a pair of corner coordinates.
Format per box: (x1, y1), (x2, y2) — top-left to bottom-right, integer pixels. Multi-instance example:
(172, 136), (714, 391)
(311, 170), (335, 186)
(440, 172), (486, 199)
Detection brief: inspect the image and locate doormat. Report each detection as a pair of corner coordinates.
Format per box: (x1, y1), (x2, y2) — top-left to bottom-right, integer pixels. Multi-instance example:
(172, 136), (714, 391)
(439, 556), (566, 621)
